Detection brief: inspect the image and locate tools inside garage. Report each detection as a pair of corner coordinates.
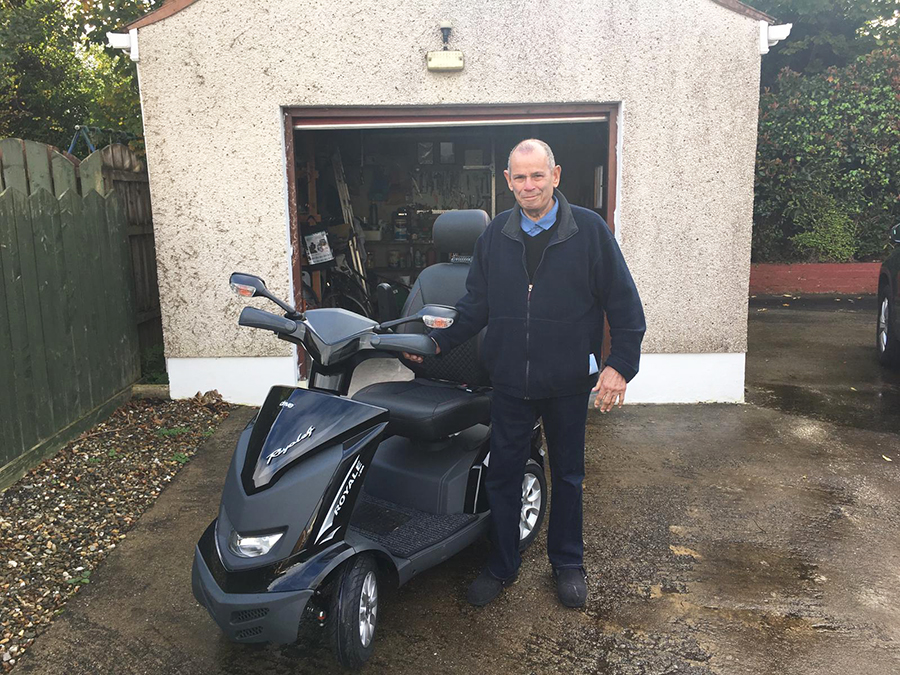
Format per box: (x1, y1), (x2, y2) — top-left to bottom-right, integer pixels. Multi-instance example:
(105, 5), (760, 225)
(293, 122), (609, 321)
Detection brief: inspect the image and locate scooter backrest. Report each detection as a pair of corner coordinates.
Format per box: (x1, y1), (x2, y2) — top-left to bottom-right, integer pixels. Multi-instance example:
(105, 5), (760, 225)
(400, 210), (490, 387)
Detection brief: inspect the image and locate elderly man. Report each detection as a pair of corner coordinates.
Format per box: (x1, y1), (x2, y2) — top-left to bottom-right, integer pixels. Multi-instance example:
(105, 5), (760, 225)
(407, 139), (645, 608)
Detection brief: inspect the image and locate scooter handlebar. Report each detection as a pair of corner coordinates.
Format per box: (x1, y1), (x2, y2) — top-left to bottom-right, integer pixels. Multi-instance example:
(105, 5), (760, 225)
(239, 306), (298, 334)
(369, 333), (437, 356)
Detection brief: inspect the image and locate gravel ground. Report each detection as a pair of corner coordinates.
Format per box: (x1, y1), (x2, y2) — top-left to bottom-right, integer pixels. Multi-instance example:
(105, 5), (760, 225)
(0, 392), (233, 672)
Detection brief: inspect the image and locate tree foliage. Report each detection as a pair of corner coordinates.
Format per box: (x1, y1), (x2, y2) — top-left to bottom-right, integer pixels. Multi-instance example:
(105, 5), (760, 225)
(748, 0), (900, 88)
(754, 49), (900, 262)
(0, 0), (159, 154)
(0, 0), (91, 149)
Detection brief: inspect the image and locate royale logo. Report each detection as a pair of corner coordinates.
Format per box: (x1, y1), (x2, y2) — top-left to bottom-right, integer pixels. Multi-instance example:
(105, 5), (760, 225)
(265, 426), (314, 465)
(333, 459), (365, 518)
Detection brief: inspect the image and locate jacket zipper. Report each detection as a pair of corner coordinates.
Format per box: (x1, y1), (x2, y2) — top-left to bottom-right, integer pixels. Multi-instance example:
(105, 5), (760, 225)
(521, 235), (568, 399)
(526, 283), (532, 399)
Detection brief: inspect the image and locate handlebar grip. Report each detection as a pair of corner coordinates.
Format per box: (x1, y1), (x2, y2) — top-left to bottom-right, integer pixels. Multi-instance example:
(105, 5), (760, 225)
(239, 307), (297, 334)
(370, 333), (437, 356)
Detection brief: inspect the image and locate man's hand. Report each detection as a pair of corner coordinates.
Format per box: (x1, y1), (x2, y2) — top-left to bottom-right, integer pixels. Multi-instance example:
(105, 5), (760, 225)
(592, 366), (626, 412)
(403, 342), (440, 363)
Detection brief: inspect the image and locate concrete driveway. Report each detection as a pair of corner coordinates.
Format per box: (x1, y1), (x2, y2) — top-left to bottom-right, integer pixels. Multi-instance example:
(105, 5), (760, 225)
(15, 297), (900, 674)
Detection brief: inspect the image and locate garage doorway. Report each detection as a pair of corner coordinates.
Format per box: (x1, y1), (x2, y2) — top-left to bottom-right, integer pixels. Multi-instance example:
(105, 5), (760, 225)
(282, 105), (618, 372)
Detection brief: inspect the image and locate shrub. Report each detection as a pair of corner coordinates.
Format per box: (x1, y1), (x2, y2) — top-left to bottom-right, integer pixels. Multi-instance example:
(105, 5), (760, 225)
(754, 48), (900, 262)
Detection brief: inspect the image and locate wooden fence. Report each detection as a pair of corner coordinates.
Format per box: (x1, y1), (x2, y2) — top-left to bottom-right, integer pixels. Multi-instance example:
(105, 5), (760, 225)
(0, 139), (159, 488)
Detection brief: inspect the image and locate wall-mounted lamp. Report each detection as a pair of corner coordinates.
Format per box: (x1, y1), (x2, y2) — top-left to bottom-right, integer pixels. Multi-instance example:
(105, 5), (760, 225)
(440, 20), (452, 49)
(427, 20), (464, 72)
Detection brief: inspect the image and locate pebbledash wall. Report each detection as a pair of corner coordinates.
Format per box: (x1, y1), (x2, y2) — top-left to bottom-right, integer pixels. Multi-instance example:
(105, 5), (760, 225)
(126, 0), (778, 405)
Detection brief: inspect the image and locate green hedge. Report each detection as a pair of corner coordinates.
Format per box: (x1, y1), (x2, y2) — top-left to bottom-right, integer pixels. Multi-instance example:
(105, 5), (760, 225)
(754, 49), (900, 262)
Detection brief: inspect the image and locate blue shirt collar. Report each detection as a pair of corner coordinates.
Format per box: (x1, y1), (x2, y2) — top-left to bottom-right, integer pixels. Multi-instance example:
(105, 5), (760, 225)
(520, 196), (559, 237)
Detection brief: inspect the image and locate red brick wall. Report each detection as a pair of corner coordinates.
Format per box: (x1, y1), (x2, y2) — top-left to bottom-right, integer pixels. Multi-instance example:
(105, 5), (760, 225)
(749, 263), (881, 295)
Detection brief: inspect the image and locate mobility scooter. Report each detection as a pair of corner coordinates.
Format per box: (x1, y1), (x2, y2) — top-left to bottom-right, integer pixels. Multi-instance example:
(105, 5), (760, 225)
(191, 210), (548, 668)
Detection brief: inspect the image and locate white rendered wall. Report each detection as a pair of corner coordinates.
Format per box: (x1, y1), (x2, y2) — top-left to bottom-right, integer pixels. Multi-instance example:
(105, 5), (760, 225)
(625, 353), (746, 404)
(167, 357), (296, 406)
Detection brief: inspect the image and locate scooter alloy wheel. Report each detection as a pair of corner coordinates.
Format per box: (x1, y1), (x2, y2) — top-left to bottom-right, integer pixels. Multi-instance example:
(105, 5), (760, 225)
(359, 570), (377, 648)
(328, 554), (380, 669)
(519, 460), (547, 552)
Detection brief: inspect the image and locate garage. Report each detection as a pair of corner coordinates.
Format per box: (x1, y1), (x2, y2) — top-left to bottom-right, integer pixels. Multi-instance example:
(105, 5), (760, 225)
(117, 0), (785, 404)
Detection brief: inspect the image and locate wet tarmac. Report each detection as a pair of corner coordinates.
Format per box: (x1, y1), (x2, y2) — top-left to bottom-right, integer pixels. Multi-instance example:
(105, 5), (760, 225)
(747, 294), (900, 433)
(14, 296), (900, 674)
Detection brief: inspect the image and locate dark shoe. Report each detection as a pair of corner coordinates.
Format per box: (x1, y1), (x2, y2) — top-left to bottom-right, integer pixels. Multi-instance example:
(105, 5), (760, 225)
(466, 568), (516, 607)
(553, 567), (587, 608)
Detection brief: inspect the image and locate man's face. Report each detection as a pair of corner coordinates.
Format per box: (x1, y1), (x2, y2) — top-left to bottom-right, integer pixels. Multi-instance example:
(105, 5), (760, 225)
(504, 150), (562, 218)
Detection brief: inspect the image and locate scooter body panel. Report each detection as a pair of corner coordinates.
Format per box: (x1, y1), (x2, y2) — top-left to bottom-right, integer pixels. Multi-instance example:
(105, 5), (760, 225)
(191, 541), (313, 644)
(245, 385), (388, 491)
(215, 386), (388, 572)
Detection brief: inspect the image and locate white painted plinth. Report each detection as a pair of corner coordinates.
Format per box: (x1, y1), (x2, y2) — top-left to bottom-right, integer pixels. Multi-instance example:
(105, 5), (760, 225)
(624, 353), (745, 404)
(167, 357), (297, 405)
(166, 353), (745, 407)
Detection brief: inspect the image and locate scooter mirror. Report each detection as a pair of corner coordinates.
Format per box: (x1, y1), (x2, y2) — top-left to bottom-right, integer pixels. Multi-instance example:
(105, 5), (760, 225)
(229, 272), (302, 319)
(421, 304), (457, 329)
(230, 272), (268, 298)
(420, 304), (457, 320)
(376, 304), (458, 331)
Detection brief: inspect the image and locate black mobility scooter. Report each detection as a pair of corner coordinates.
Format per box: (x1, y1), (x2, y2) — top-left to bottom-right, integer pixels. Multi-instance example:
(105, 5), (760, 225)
(191, 210), (548, 668)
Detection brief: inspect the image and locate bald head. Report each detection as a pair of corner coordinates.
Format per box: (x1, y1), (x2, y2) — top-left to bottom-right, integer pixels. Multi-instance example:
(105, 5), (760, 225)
(507, 139), (556, 173)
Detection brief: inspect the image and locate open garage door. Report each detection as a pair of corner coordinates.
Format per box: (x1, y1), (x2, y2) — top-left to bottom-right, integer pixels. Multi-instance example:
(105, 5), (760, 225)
(282, 104), (618, 372)
(284, 104), (617, 301)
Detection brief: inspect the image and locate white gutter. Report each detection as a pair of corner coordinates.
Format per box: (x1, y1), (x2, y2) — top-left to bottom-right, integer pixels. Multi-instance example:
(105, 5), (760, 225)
(759, 22), (792, 55)
(106, 29), (140, 62)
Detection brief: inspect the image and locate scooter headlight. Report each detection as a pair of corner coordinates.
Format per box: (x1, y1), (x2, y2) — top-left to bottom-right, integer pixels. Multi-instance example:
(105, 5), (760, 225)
(227, 529), (285, 558)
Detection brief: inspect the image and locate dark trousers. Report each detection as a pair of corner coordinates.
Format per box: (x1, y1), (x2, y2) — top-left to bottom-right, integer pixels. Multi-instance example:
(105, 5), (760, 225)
(486, 389), (589, 581)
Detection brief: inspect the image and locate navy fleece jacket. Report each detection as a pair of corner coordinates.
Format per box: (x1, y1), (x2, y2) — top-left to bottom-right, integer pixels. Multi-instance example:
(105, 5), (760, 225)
(430, 191), (645, 399)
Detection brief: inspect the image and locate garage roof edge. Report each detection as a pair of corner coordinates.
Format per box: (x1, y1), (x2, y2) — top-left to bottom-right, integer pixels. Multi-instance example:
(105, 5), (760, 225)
(711, 0), (774, 23)
(125, 0), (201, 30)
(125, 0), (774, 31)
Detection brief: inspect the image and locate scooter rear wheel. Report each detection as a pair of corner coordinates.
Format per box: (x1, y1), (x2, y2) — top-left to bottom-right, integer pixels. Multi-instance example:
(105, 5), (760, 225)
(328, 554), (379, 669)
(519, 460), (547, 551)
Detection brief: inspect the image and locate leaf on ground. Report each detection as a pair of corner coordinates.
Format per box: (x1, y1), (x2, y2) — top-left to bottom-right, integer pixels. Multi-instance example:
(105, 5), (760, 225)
(883, 455), (893, 462)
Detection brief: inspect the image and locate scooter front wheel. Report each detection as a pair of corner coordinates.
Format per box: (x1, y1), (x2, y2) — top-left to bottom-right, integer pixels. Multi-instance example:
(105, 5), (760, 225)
(328, 553), (379, 668)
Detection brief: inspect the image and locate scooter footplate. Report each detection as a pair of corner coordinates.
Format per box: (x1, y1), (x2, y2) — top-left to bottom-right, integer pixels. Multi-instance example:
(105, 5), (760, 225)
(350, 493), (476, 558)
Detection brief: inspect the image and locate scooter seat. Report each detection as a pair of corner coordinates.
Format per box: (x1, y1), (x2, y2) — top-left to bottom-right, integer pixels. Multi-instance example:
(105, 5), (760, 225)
(352, 378), (490, 441)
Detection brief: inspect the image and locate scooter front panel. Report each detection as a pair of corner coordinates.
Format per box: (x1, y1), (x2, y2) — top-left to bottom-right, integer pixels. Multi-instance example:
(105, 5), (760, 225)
(243, 386), (388, 493)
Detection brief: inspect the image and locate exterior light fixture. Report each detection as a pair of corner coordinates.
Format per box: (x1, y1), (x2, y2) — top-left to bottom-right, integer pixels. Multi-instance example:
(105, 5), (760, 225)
(427, 20), (464, 72)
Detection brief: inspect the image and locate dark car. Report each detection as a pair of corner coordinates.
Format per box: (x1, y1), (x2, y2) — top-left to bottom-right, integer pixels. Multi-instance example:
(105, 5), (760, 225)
(877, 224), (900, 366)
